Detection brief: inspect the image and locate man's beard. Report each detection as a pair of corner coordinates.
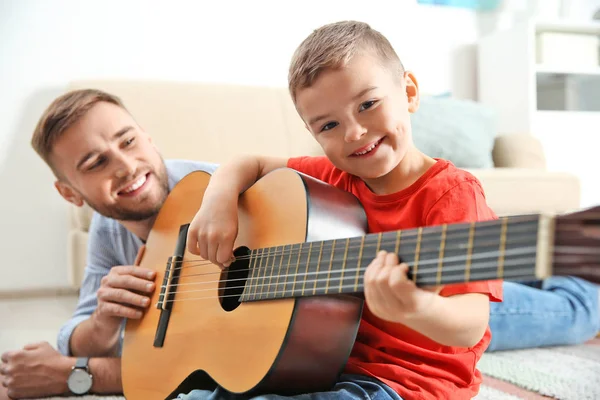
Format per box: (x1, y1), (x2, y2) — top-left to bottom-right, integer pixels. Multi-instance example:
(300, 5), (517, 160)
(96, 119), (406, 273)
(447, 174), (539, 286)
(84, 162), (170, 222)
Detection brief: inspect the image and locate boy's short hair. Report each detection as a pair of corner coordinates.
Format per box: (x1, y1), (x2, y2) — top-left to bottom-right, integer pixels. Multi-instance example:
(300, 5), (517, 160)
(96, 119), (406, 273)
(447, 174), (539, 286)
(288, 20), (405, 101)
(31, 89), (125, 177)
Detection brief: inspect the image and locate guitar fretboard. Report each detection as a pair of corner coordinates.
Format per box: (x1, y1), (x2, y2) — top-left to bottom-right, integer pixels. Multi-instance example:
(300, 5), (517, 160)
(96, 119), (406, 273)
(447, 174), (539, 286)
(240, 214), (546, 302)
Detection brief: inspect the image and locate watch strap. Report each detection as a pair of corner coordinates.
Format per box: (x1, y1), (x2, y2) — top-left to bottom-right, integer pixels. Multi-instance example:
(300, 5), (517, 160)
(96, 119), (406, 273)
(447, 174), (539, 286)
(74, 357), (89, 370)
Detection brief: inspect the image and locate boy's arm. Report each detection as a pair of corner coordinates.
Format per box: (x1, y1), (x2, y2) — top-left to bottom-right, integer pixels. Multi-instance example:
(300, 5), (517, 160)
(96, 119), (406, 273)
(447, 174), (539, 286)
(364, 251), (490, 348)
(365, 178), (501, 348)
(401, 292), (490, 348)
(187, 155), (288, 265)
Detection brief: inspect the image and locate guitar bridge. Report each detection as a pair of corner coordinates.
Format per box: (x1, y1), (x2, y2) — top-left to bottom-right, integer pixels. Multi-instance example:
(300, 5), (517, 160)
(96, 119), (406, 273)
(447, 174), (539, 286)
(153, 224), (188, 348)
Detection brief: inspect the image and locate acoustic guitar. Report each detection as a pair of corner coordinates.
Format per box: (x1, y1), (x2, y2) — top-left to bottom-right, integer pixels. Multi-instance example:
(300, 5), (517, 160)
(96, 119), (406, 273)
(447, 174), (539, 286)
(122, 168), (600, 399)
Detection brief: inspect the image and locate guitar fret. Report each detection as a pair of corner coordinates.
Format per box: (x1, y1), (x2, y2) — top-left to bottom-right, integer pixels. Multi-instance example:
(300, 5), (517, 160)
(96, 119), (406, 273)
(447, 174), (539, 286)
(325, 239), (336, 294)
(436, 224), (447, 285)
(250, 248), (259, 299)
(498, 217), (508, 279)
(465, 222), (475, 282)
(274, 245), (284, 297)
(258, 248), (268, 300)
(376, 232), (382, 253)
(339, 238), (350, 293)
(247, 251), (258, 301)
(412, 227), (423, 283)
(301, 242), (313, 296)
(291, 243), (302, 296)
(266, 246), (275, 295)
(394, 230), (401, 255)
(463, 222), (475, 282)
(283, 244), (294, 297)
(354, 235), (365, 292)
(313, 241), (324, 295)
(264, 248), (273, 298)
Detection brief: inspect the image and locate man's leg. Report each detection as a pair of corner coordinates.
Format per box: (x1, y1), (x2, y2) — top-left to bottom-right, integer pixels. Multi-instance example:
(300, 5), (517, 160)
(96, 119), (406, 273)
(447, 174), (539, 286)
(487, 277), (600, 352)
(175, 374), (403, 400)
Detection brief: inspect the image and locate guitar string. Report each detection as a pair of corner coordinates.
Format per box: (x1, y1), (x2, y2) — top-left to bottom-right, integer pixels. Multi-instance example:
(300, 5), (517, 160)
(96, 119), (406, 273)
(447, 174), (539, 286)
(168, 238), (541, 285)
(158, 244), (598, 295)
(164, 246), (600, 293)
(168, 223), (596, 271)
(159, 242), (600, 290)
(162, 253), (540, 297)
(161, 236), (600, 280)
(157, 263), (545, 304)
(166, 222), (542, 272)
(159, 251), (598, 293)
(172, 218), (540, 268)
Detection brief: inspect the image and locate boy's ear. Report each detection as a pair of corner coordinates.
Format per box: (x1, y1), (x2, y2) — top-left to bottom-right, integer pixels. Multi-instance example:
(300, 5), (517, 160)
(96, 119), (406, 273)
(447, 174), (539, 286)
(404, 71), (420, 113)
(54, 180), (84, 207)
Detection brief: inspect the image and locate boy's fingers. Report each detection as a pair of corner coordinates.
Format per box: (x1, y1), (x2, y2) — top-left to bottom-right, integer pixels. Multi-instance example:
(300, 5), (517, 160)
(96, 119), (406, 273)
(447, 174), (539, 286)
(384, 252), (399, 266)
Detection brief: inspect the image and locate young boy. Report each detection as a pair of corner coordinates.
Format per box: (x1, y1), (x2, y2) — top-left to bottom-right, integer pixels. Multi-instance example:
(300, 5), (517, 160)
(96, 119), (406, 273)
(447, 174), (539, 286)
(185, 20), (501, 400)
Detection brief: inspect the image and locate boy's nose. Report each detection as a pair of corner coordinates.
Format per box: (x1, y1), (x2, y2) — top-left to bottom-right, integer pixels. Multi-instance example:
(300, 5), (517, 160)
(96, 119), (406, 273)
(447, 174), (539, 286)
(344, 123), (367, 142)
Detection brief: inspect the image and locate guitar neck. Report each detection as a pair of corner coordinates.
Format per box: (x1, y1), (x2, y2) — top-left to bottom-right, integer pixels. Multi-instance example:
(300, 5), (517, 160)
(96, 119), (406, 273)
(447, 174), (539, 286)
(240, 214), (555, 302)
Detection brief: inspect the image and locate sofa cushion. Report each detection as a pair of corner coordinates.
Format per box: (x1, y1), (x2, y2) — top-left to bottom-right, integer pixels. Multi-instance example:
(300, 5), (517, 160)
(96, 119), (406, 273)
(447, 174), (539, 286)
(411, 96), (497, 169)
(492, 134), (547, 169)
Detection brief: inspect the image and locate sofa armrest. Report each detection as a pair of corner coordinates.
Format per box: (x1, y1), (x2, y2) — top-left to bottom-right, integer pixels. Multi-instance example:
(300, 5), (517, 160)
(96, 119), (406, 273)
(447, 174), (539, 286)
(468, 168), (580, 216)
(492, 134), (547, 169)
(67, 230), (88, 288)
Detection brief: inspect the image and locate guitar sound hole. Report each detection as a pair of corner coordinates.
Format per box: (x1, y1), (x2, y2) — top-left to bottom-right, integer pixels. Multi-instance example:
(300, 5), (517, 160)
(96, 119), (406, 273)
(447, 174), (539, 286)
(219, 246), (251, 312)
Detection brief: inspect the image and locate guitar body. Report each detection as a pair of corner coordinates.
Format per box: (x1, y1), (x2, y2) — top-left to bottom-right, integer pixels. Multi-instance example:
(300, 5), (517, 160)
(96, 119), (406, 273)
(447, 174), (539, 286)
(122, 168), (368, 399)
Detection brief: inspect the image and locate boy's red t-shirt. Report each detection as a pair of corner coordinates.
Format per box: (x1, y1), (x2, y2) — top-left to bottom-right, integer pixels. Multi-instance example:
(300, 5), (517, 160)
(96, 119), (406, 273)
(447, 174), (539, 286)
(286, 156), (503, 400)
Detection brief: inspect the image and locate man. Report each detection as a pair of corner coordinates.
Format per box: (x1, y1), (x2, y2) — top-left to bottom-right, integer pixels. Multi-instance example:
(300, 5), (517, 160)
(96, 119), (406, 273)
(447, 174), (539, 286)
(0, 89), (217, 398)
(0, 88), (598, 399)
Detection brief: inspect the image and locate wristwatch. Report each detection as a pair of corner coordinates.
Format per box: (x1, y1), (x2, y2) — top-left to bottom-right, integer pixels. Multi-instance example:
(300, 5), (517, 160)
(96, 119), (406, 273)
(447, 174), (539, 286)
(67, 357), (93, 395)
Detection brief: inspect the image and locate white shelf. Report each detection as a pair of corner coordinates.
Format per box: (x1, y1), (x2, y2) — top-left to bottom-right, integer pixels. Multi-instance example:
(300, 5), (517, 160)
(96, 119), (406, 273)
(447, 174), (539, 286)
(535, 20), (600, 36)
(478, 18), (600, 134)
(535, 110), (600, 119)
(536, 65), (600, 76)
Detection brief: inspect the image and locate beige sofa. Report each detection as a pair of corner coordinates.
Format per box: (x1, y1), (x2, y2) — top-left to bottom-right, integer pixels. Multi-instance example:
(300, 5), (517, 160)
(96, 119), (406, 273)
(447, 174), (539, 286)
(65, 80), (581, 288)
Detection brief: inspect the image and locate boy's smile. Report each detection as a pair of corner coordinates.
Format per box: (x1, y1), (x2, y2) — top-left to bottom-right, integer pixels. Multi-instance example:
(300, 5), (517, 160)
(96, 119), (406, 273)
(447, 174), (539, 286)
(295, 53), (433, 195)
(350, 137), (384, 157)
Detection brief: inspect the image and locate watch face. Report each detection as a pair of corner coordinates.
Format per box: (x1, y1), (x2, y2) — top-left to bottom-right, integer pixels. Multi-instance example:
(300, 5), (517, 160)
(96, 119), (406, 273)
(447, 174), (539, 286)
(67, 368), (93, 395)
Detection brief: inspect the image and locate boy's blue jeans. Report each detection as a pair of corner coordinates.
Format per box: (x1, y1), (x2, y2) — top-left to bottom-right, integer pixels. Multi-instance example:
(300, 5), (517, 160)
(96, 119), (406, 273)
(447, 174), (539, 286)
(177, 276), (599, 400)
(488, 276), (599, 351)
(176, 374), (403, 400)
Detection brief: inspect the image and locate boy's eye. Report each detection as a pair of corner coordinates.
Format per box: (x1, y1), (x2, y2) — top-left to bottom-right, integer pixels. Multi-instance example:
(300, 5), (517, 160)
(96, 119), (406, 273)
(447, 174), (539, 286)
(359, 100), (376, 111)
(320, 122), (339, 132)
(124, 137), (135, 146)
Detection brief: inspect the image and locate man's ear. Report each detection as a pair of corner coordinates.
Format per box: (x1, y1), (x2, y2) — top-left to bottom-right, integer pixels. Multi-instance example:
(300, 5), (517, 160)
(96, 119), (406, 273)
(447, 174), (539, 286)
(404, 71), (420, 113)
(54, 180), (84, 207)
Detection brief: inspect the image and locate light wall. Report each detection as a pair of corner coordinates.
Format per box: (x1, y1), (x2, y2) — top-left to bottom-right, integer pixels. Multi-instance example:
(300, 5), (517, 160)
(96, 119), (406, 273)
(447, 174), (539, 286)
(0, 0), (481, 291)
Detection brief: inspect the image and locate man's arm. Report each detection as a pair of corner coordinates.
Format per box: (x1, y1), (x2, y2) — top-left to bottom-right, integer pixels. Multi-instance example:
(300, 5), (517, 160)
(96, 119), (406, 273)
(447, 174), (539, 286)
(69, 245), (150, 357)
(57, 214), (123, 357)
(0, 342), (122, 398)
(89, 358), (122, 393)
(59, 214), (152, 357)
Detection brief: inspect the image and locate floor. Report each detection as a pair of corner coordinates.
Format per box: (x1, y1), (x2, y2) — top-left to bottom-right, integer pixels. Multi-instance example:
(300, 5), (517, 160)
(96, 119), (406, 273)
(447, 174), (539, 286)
(0, 294), (79, 354)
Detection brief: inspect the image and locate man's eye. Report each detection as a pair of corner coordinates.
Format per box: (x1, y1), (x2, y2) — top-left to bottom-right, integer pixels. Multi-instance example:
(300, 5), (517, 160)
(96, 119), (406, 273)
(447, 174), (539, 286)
(124, 137), (135, 146)
(359, 100), (376, 111)
(320, 122), (339, 132)
(88, 158), (105, 170)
